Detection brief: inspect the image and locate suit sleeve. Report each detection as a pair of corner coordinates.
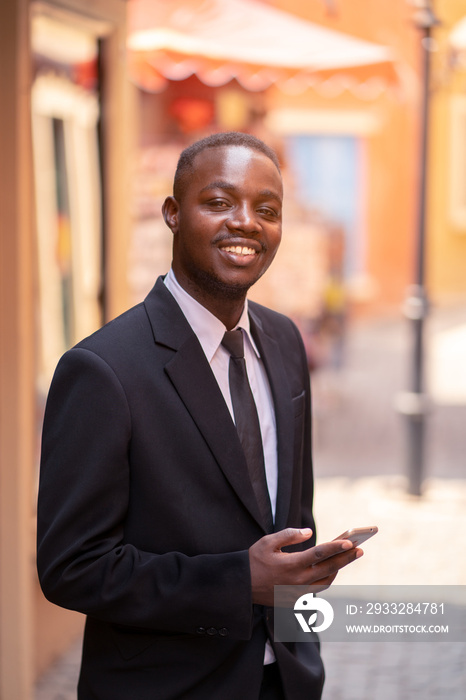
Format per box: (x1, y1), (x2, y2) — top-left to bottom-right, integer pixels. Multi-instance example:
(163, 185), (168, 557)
(37, 347), (253, 639)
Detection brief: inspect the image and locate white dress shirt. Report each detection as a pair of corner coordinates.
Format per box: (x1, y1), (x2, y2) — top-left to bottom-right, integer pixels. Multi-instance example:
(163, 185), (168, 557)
(164, 269), (278, 664)
(164, 268), (278, 518)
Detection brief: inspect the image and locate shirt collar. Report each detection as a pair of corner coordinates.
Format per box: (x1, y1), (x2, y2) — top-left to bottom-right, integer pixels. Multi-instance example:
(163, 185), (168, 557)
(164, 268), (260, 362)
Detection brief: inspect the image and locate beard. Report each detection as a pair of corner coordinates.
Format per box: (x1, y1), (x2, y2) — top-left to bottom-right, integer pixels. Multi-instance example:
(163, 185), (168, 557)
(191, 266), (256, 301)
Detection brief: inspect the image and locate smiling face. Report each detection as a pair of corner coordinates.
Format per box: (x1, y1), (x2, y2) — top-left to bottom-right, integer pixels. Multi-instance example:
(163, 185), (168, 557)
(162, 145), (283, 317)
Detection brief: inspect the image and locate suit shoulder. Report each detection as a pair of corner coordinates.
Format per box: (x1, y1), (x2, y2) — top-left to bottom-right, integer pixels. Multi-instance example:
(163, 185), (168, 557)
(74, 302), (150, 356)
(248, 300), (300, 338)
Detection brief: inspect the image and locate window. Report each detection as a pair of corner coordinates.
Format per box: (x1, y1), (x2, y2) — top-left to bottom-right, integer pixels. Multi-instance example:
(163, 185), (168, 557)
(31, 14), (103, 389)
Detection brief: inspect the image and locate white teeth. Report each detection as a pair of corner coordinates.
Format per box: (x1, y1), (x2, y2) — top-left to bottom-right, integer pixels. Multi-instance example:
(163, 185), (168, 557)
(222, 245), (256, 255)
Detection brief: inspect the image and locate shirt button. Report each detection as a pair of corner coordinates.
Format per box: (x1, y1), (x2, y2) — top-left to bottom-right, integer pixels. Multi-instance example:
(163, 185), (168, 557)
(206, 627), (217, 636)
(218, 628), (228, 637)
(196, 627), (206, 635)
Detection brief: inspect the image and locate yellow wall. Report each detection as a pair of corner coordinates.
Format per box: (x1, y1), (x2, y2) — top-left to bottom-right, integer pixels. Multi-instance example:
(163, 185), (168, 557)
(428, 0), (466, 302)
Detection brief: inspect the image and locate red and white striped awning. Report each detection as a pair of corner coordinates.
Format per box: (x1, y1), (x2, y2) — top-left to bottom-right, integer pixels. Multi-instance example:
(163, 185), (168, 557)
(127, 0), (398, 96)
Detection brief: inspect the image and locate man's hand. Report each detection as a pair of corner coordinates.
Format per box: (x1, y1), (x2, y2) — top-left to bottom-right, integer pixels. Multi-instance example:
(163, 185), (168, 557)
(249, 528), (363, 606)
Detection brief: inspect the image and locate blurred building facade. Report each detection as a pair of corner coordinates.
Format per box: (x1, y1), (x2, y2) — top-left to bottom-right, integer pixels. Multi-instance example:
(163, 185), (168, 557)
(129, 0), (466, 312)
(272, 0), (466, 307)
(267, 0), (422, 311)
(0, 0), (133, 698)
(128, 0), (422, 316)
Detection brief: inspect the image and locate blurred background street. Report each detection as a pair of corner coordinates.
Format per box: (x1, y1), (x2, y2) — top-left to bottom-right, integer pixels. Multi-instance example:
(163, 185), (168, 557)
(2, 0), (466, 698)
(314, 303), (466, 698)
(312, 304), (466, 482)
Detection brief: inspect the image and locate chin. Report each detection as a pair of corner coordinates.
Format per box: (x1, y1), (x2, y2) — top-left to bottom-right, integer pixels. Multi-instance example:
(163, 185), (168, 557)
(196, 268), (258, 301)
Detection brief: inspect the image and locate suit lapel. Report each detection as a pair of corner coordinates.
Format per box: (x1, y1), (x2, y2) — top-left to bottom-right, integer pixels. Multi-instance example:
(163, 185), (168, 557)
(144, 278), (267, 531)
(249, 308), (295, 532)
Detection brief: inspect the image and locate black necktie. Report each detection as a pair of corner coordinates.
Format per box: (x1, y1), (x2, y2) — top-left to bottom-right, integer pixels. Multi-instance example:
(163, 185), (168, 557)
(221, 329), (273, 532)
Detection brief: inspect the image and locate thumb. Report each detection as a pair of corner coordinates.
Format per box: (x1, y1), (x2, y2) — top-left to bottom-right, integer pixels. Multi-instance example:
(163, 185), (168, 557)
(268, 527), (314, 551)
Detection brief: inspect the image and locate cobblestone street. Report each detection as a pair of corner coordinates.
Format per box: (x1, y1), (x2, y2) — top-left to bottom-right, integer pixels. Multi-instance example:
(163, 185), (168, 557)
(311, 303), (466, 700)
(35, 305), (466, 699)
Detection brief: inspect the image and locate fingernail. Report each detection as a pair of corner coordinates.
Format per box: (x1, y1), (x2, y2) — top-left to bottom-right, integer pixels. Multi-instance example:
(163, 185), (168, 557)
(341, 540), (353, 550)
(356, 549), (364, 558)
(300, 528), (313, 536)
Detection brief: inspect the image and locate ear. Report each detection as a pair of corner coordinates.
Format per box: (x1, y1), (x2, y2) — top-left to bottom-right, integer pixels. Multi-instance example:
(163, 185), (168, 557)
(162, 196), (180, 234)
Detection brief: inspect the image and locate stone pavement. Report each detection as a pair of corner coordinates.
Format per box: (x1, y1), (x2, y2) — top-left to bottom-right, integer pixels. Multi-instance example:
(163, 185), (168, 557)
(315, 476), (466, 700)
(310, 304), (466, 699)
(34, 305), (466, 699)
(35, 640), (81, 700)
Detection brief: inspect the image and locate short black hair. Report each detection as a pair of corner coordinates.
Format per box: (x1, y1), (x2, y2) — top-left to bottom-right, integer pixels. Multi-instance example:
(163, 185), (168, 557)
(173, 132), (281, 201)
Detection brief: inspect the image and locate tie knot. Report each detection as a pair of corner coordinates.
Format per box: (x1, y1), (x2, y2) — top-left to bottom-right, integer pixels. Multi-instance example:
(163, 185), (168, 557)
(221, 329), (244, 359)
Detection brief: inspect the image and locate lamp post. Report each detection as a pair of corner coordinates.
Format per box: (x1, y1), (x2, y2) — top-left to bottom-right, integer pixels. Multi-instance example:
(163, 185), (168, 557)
(399, 1), (440, 496)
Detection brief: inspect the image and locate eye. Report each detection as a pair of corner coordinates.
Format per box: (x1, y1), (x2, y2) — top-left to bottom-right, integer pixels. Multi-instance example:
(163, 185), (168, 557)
(206, 198), (231, 210)
(257, 206), (280, 219)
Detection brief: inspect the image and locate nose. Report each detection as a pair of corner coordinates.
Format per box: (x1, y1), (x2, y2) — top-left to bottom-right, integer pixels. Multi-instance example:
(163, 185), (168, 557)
(226, 203), (260, 234)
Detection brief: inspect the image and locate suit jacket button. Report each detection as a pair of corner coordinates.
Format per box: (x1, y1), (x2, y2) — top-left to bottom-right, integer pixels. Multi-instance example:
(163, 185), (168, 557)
(218, 628), (228, 637)
(206, 627), (217, 636)
(196, 627), (206, 635)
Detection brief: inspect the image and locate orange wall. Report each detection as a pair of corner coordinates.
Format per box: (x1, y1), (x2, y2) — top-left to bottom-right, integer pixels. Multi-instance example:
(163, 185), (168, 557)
(267, 0), (423, 309)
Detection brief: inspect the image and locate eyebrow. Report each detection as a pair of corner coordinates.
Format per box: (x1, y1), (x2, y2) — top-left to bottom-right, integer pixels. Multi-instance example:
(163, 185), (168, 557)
(200, 181), (282, 202)
(199, 180), (236, 193)
(257, 189), (282, 203)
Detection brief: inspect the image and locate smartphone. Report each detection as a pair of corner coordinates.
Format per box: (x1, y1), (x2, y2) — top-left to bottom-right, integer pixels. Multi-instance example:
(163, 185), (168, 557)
(333, 526), (378, 547)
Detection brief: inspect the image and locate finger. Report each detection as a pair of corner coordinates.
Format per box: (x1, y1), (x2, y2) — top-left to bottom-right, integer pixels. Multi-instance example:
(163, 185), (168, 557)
(305, 547), (363, 583)
(294, 539), (354, 568)
(265, 527), (314, 552)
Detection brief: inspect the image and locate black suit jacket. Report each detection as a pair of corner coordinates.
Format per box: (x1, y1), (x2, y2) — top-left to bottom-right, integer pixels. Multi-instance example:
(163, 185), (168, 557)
(37, 277), (324, 700)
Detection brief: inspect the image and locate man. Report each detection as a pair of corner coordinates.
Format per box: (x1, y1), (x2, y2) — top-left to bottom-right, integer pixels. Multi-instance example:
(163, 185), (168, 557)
(37, 132), (361, 700)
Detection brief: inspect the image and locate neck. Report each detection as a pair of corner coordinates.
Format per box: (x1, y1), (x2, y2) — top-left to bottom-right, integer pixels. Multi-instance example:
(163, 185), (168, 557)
(202, 299), (245, 330)
(173, 271), (247, 330)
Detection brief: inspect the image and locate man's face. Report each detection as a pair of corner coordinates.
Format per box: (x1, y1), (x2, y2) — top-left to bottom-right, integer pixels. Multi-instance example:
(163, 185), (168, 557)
(164, 145), (283, 303)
